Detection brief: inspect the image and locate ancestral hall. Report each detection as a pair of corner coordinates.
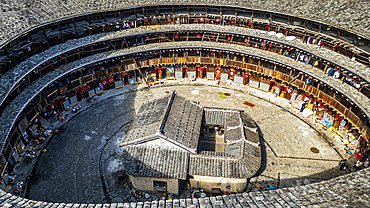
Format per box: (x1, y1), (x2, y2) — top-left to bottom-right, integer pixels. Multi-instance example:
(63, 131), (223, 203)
(120, 92), (261, 194)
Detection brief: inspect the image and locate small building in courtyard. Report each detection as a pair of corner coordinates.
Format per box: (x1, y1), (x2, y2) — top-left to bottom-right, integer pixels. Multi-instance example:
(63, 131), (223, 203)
(120, 91), (261, 195)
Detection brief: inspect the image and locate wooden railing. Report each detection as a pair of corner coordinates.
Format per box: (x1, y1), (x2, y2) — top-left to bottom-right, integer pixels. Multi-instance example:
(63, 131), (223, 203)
(162, 58), (173, 64)
(175, 57), (187, 63)
(126, 63), (137, 71)
(202, 57), (213, 64)
(149, 58), (160, 66)
(188, 57), (200, 63)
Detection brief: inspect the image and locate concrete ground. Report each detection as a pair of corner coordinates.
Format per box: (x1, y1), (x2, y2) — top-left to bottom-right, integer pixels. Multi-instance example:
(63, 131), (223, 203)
(26, 80), (348, 203)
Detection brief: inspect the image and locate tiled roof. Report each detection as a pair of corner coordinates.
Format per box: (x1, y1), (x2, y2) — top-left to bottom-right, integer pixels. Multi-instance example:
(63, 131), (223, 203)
(241, 112), (258, 132)
(3, 167), (370, 208)
(189, 140), (261, 178)
(162, 94), (203, 152)
(244, 128), (260, 144)
(121, 92), (203, 153)
(224, 114), (244, 143)
(120, 94), (172, 146)
(121, 143), (189, 180)
(224, 142), (242, 157)
(1, 0), (370, 49)
(203, 108), (240, 125)
(198, 150), (236, 158)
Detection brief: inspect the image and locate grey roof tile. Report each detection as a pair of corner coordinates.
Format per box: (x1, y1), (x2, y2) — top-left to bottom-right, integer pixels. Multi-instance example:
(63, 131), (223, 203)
(121, 144), (189, 180)
(162, 94), (203, 152)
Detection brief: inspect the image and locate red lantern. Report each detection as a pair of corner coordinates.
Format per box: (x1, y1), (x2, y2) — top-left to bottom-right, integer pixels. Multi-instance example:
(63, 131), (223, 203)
(197, 34), (200, 38)
(248, 22), (251, 26)
(218, 52), (221, 55)
(175, 34), (178, 38)
(227, 36), (231, 40)
(212, 34), (215, 38)
(266, 25), (269, 28)
(155, 52), (158, 55)
(244, 39), (248, 43)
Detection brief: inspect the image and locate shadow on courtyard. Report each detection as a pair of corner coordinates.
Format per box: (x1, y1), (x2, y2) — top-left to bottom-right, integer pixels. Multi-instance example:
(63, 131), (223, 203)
(26, 85), (363, 202)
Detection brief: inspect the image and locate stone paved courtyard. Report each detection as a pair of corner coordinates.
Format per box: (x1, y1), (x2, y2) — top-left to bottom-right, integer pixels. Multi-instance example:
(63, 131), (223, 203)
(27, 82), (347, 203)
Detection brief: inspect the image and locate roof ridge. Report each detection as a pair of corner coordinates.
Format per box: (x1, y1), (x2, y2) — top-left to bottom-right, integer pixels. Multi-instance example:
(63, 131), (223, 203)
(158, 91), (176, 133)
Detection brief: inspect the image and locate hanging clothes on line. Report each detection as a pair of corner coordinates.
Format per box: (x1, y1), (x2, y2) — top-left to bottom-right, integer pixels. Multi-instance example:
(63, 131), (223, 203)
(317, 40), (324, 47)
(333, 70), (340, 79)
(312, 60), (319, 67)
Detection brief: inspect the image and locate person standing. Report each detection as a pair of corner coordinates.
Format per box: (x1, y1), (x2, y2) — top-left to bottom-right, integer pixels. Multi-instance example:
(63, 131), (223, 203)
(364, 158), (369, 168)
(300, 102), (308, 112)
(35, 118), (42, 131)
(54, 111), (59, 121)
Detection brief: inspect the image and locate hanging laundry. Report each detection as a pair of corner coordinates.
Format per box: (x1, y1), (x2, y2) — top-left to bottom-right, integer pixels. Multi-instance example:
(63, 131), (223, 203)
(327, 69), (335, 76)
(326, 68), (333, 76)
(317, 40), (324, 47)
(333, 71), (340, 79)
(283, 50), (289, 57)
(304, 56), (309, 64)
(303, 35), (308, 43)
(296, 54), (301, 61)
(306, 78), (311, 84)
(312, 60), (319, 67)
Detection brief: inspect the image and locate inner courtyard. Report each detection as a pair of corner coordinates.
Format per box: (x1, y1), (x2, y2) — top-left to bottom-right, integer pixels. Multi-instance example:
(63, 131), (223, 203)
(26, 82), (345, 203)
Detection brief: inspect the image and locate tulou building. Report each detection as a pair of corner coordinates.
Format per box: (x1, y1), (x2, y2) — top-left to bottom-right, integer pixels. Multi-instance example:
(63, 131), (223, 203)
(0, 0), (370, 207)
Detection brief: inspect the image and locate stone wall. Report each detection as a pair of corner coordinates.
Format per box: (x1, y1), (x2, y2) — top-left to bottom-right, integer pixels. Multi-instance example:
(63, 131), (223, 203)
(130, 175), (180, 195)
(190, 175), (247, 193)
